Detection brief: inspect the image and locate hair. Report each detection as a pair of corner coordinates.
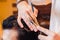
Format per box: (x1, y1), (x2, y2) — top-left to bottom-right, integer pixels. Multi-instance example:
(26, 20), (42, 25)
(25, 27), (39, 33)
(2, 15), (38, 40)
(17, 28), (38, 40)
(2, 15), (17, 29)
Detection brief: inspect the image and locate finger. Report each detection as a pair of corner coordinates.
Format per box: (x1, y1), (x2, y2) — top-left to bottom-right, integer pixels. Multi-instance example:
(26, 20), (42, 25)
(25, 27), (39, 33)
(33, 7), (38, 17)
(17, 16), (24, 28)
(37, 26), (55, 36)
(21, 11), (34, 31)
(22, 17), (34, 31)
(38, 35), (47, 40)
(26, 11), (38, 32)
(26, 7), (38, 32)
(30, 22), (38, 32)
(27, 6), (38, 17)
(26, 6), (35, 18)
(32, 24), (38, 32)
(26, 6), (38, 26)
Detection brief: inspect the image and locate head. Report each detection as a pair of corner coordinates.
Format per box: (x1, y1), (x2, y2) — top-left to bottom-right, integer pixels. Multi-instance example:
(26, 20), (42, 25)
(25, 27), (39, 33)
(2, 15), (38, 40)
(3, 28), (38, 40)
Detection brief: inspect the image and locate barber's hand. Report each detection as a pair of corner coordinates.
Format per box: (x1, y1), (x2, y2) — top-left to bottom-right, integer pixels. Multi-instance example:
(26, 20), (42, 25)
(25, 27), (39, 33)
(17, 1), (38, 32)
(37, 26), (60, 40)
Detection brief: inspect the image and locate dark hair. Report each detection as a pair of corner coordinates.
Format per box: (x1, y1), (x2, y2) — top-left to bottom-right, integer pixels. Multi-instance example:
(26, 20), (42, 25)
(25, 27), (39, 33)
(2, 15), (38, 40)
(17, 28), (38, 40)
(2, 15), (17, 29)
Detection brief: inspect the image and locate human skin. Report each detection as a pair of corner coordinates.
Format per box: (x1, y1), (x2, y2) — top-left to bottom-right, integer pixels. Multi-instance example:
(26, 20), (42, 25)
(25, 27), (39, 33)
(3, 29), (18, 40)
(37, 26), (60, 40)
(17, 0), (51, 32)
(17, 0), (60, 40)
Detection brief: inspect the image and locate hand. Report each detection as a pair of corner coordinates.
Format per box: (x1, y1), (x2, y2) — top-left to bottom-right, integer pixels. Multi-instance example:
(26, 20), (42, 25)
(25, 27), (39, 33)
(37, 26), (60, 40)
(17, 1), (38, 32)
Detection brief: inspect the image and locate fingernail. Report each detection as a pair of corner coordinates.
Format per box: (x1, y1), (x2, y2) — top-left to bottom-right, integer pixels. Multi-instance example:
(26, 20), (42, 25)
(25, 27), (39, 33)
(21, 26), (24, 28)
(30, 28), (34, 31)
(34, 29), (38, 32)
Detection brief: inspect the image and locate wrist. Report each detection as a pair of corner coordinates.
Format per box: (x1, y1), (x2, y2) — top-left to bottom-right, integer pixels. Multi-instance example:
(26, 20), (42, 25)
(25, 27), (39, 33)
(17, 1), (28, 8)
(17, 1), (26, 4)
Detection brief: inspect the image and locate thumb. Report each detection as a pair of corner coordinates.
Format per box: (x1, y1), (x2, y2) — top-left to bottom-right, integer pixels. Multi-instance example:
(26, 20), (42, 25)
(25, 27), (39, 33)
(34, 7), (38, 17)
